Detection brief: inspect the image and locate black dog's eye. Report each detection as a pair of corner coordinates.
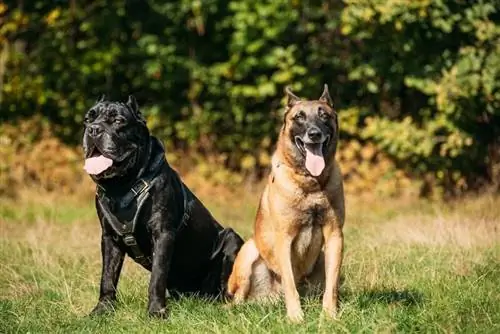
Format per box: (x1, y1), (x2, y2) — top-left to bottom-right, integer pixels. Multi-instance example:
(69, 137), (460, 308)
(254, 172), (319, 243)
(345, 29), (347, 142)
(84, 110), (97, 124)
(114, 117), (126, 125)
(294, 111), (306, 122)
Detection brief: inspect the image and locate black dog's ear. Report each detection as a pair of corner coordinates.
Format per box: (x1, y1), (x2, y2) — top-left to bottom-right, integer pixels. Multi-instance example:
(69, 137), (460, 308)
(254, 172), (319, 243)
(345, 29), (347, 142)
(285, 86), (301, 108)
(319, 84), (333, 107)
(96, 94), (106, 103)
(126, 95), (139, 112)
(126, 95), (146, 124)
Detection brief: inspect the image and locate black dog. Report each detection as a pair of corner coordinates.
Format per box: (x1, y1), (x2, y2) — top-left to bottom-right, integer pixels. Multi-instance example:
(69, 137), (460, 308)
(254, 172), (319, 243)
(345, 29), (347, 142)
(83, 95), (244, 318)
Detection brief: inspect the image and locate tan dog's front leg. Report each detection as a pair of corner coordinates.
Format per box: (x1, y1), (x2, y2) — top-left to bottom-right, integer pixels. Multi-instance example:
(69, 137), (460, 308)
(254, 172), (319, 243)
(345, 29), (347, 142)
(322, 226), (343, 318)
(278, 237), (303, 323)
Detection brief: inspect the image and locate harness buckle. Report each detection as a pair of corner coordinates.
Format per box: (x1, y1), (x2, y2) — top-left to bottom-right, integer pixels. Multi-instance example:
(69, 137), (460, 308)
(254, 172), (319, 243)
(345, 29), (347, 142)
(123, 235), (138, 246)
(131, 179), (149, 195)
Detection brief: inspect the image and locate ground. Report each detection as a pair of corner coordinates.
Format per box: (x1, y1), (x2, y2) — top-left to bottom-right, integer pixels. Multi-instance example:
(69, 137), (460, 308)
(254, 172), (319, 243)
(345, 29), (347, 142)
(0, 188), (499, 333)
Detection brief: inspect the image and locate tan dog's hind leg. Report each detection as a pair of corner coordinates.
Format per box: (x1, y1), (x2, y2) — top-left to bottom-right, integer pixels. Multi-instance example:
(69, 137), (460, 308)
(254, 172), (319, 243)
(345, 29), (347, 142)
(278, 237), (304, 323)
(322, 226), (343, 318)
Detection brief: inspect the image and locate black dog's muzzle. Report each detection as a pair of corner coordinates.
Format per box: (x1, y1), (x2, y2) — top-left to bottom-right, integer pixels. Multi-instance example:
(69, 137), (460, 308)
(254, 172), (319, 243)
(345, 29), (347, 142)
(87, 123), (104, 138)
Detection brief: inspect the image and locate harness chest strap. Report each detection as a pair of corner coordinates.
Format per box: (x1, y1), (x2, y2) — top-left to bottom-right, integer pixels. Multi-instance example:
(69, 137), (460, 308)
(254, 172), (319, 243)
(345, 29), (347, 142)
(97, 178), (154, 267)
(96, 156), (191, 267)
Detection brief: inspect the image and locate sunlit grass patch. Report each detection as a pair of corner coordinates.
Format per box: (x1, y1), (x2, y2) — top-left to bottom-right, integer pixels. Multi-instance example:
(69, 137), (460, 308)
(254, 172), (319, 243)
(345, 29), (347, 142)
(0, 192), (499, 333)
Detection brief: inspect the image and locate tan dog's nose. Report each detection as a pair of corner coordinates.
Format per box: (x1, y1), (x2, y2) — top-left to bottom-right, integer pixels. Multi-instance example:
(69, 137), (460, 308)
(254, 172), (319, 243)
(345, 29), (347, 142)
(307, 127), (322, 141)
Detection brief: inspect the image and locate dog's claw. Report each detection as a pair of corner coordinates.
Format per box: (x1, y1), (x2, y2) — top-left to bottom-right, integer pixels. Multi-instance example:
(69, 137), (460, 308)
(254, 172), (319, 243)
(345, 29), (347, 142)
(148, 306), (168, 319)
(88, 300), (115, 317)
(322, 302), (339, 320)
(287, 308), (304, 323)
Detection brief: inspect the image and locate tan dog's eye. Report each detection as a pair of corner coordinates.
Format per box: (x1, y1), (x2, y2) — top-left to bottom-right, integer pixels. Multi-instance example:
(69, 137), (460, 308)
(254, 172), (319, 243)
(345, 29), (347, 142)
(319, 109), (331, 121)
(294, 111), (306, 122)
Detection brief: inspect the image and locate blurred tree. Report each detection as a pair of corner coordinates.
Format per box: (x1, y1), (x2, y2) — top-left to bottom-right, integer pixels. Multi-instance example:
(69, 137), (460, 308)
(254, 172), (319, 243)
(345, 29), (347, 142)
(341, 0), (500, 195)
(0, 0), (498, 196)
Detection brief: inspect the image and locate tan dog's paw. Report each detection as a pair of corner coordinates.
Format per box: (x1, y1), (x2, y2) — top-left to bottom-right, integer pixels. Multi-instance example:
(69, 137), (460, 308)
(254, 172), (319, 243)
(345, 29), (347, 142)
(223, 301), (237, 310)
(287, 306), (304, 323)
(322, 303), (339, 320)
(322, 292), (339, 319)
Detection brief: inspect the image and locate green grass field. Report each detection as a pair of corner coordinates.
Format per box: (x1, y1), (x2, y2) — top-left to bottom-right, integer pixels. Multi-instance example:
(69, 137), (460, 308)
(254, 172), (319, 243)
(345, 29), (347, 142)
(1, 190), (499, 333)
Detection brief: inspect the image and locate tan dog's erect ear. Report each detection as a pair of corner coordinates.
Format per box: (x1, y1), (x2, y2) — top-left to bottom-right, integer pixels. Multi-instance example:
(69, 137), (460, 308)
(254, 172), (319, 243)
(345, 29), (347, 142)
(319, 84), (333, 107)
(285, 86), (301, 108)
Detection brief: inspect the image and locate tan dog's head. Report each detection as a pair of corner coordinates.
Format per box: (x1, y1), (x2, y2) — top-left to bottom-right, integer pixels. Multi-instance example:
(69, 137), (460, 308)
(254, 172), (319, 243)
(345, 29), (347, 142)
(279, 84), (338, 177)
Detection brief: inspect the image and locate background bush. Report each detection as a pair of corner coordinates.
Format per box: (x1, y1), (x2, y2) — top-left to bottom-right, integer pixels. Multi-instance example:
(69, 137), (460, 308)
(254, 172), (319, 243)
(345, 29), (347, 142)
(1, 0), (499, 197)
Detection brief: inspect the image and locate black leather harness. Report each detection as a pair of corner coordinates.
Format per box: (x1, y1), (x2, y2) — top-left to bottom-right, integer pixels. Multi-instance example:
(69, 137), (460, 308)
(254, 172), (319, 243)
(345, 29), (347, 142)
(96, 150), (191, 267)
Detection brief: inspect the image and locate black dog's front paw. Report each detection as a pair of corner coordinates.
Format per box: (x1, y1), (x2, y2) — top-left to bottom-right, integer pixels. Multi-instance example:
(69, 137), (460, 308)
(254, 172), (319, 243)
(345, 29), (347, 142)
(89, 300), (115, 317)
(148, 302), (168, 319)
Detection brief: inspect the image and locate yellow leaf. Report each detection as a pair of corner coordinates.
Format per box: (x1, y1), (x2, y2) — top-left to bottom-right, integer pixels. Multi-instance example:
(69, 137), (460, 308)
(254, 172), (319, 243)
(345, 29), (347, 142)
(395, 20), (403, 31)
(45, 9), (60, 26)
(0, 3), (7, 15)
(341, 24), (352, 35)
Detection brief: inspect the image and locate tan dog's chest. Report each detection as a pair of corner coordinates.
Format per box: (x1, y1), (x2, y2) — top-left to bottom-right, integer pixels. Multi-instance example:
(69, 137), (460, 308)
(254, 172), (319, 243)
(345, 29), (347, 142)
(288, 195), (331, 276)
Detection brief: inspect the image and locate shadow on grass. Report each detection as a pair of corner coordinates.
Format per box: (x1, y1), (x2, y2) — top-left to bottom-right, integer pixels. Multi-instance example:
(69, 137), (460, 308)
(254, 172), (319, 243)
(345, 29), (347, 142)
(302, 285), (423, 310)
(353, 289), (423, 308)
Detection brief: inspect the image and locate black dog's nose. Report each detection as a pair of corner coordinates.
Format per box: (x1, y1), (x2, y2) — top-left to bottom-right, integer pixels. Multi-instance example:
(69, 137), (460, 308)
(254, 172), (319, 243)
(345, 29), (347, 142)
(88, 124), (103, 137)
(307, 127), (322, 141)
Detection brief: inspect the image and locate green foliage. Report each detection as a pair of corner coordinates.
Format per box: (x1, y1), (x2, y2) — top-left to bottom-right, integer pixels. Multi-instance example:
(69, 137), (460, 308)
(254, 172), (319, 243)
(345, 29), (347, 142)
(1, 0), (499, 195)
(341, 0), (500, 194)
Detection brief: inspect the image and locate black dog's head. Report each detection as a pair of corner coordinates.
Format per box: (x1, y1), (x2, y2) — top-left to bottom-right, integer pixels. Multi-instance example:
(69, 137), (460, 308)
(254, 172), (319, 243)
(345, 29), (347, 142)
(82, 95), (150, 182)
(280, 84), (338, 177)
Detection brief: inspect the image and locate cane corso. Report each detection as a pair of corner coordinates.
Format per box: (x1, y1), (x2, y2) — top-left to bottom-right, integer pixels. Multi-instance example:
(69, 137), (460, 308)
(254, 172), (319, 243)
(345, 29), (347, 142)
(227, 85), (345, 322)
(83, 95), (244, 318)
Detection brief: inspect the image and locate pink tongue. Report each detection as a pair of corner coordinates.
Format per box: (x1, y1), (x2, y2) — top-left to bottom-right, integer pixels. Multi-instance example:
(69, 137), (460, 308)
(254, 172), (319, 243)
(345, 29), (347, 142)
(305, 144), (325, 177)
(84, 155), (113, 175)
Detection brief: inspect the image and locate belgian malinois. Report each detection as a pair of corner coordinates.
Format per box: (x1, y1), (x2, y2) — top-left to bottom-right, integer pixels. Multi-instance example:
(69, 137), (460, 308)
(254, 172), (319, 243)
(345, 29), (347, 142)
(227, 85), (345, 322)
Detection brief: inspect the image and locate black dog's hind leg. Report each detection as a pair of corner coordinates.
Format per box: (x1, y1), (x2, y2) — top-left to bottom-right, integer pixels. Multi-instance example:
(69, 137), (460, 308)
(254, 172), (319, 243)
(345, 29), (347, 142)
(147, 230), (176, 318)
(90, 233), (125, 316)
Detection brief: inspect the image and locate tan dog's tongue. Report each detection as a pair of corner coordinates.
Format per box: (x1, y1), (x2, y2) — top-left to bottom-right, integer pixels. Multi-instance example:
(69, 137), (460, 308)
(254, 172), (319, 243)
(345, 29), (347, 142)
(305, 143), (325, 177)
(84, 155), (113, 175)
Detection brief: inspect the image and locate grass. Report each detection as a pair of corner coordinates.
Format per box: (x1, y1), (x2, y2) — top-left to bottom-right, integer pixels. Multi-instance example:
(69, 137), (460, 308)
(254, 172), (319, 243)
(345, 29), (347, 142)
(0, 188), (499, 333)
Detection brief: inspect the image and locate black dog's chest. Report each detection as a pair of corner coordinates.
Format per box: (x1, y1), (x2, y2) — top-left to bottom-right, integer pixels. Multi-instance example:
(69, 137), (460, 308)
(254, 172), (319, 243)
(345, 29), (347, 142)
(109, 203), (151, 235)
(110, 203), (139, 227)
(98, 190), (155, 268)
(101, 193), (149, 232)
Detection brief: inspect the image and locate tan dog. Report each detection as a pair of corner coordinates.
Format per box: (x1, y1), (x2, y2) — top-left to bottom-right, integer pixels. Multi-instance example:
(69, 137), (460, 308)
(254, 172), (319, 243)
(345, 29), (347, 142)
(227, 85), (345, 322)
